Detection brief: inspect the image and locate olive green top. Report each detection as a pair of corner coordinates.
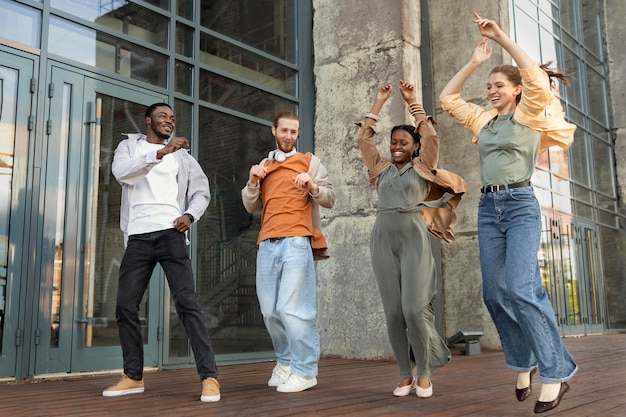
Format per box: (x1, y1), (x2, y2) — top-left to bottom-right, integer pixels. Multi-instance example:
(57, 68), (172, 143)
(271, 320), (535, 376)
(477, 114), (540, 186)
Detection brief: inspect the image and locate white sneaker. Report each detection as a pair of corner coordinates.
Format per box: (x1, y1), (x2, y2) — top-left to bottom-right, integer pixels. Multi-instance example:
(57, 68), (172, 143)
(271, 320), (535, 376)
(276, 374), (317, 393)
(268, 362), (291, 387)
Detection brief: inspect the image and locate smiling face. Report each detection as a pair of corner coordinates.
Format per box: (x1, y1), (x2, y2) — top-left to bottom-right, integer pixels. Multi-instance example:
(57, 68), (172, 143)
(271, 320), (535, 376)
(146, 105), (175, 142)
(272, 117), (299, 153)
(390, 128), (419, 168)
(486, 72), (522, 115)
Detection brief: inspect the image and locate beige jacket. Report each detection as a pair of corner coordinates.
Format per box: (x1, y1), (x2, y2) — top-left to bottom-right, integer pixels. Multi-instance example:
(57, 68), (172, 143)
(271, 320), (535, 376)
(357, 112), (468, 243)
(440, 62), (576, 154)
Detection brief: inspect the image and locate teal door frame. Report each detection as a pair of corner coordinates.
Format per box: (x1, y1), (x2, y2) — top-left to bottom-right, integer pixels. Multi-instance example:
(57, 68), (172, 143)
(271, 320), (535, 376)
(0, 49), (37, 379)
(32, 63), (166, 375)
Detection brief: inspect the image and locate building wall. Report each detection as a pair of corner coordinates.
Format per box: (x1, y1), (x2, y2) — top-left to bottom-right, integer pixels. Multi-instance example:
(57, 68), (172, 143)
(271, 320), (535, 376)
(604, 0), (626, 326)
(311, 0), (501, 356)
(312, 0), (422, 358)
(428, 0), (508, 349)
(312, 0), (626, 356)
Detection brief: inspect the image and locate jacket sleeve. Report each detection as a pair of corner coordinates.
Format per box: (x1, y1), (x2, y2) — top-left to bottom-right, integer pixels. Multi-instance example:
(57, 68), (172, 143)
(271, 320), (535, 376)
(308, 155), (335, 209)
(356, 122), (392, 185)
(414, 113), (438, 170)
(440, 93), (496, 143)
(183, 155), (211, 222)
(241, 183), (262, 213)
(112, 139), (161, 185)
(517, 63), (554, 118)
(241, 158), (266, 213)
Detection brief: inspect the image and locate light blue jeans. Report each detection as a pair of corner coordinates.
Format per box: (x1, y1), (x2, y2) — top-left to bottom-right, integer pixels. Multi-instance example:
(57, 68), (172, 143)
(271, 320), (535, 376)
(256, 236), (319, 379)
(478, 186), (578, 384)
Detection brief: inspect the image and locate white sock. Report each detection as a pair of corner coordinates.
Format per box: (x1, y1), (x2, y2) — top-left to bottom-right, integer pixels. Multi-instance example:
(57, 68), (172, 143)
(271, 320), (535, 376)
(516, 371), (531, 389)
(538, 382), (562, 402)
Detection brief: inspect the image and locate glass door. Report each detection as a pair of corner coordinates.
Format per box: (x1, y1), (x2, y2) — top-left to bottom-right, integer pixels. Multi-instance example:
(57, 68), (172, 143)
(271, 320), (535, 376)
(0, 52), (36, 378)
(539, 213), (605, 336)
(576, 221), (604, 334)
(34, 65), (166, 374)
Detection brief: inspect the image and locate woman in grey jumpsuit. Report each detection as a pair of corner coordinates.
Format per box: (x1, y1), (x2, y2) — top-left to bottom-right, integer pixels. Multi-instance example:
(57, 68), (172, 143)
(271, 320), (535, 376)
(357, 81), (467, 398)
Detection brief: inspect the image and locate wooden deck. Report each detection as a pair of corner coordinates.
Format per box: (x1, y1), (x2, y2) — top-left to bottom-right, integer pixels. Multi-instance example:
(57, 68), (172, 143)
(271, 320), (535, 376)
(2, 333), (625, 416)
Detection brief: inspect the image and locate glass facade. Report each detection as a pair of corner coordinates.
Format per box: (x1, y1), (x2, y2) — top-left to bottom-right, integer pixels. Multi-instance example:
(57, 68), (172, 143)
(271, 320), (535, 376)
(0, 0), (311, 378)
(511, 0), (626, 332)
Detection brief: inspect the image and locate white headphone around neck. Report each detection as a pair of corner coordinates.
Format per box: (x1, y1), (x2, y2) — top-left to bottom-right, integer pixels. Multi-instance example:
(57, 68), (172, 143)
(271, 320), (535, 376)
(268, 149), (296, 162)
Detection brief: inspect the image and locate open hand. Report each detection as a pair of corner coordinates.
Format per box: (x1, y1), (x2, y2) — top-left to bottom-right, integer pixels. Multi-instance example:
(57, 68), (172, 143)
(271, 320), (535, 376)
(473, 12), (505, 41)
(471, 37), (493, 65)
(399, 80), (417, 103)
(376, 84), (393, 102)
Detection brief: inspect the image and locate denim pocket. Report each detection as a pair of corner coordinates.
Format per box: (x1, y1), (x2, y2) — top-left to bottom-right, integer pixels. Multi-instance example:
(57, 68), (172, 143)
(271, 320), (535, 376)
(288, 236), (310, 250)
(509, 187), (536, 202)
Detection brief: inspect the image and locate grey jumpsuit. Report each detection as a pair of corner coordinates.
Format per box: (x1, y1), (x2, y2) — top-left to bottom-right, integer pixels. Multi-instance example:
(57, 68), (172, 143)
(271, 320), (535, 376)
(370, 162), (451, 379)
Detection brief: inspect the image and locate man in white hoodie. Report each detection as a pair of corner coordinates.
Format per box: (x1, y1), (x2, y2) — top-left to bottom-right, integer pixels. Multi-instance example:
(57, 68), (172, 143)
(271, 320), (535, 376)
(102, 103), (220, 402)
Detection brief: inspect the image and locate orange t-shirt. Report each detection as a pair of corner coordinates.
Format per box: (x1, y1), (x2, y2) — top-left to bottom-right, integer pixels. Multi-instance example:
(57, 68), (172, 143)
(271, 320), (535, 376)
(257, 153), (327, 252)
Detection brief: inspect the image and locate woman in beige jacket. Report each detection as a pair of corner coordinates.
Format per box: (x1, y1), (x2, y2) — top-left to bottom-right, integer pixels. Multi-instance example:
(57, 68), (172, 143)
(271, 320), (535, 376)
(357, 80), (466, 398)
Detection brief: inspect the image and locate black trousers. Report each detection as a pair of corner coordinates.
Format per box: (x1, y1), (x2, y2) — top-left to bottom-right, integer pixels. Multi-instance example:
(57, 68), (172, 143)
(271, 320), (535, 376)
(116, 228), (217, 381)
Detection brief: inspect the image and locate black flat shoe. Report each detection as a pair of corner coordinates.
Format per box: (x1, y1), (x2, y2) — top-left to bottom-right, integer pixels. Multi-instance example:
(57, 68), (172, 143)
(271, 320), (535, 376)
(534, 382), (570, 414)
(515, 367), (537, 402)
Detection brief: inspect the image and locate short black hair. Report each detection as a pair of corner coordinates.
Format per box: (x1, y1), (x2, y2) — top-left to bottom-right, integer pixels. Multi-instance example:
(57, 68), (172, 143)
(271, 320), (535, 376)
(145, 102), (172, 119)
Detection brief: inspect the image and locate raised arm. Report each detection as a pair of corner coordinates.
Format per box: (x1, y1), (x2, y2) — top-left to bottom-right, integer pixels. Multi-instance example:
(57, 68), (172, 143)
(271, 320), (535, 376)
(364, 84), (392, 126)
(400, 80), (438, 169)
(473, 11), (534, 69)
(439, 37), (492, 100)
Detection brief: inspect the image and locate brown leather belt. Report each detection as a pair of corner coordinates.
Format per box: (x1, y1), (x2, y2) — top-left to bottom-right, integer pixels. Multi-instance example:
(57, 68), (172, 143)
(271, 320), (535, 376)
(480, 180), (531, 193)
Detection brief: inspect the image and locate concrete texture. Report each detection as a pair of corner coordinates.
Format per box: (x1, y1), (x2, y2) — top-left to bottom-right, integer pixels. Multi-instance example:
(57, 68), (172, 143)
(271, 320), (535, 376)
(311, 0), (503, 358)
(312, 0), (626, 359)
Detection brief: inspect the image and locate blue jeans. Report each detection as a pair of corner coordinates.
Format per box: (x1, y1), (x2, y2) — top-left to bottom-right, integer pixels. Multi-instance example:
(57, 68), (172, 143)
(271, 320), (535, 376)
(478, 186), (577, 383)
(256, 236), (319, 379)
(116, 228), (217, 381)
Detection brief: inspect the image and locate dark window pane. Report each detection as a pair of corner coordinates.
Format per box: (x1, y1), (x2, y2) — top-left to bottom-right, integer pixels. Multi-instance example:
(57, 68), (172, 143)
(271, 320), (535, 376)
(200, 0), (295, 62)
(592, 139), (615, 197)
(195, 108), (275, 354)
(177, 0), (194, 20)
(174, 99), (193, 140)
(175, 60), (193, 95)
(176, 22), (194, 57)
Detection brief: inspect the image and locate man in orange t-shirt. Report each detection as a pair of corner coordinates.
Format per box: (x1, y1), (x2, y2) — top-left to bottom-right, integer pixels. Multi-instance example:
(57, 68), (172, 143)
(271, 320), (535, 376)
(242, 111), (335, 393)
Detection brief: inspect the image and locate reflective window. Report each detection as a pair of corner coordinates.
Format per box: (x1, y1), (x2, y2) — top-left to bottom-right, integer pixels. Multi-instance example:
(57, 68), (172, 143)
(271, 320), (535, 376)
(51, 0), (169, 48)
(143, 0), (169, 11)
(581, 0), (603, 58)
(195, 107), (277, 354)
(0, 0), (41, 48)
(49, 17), (168, 87)
(200, 0), (296, 62)
(199, 32), (296, 95)
(568, 129), (589, 186)
(592, 139), (615, 197)
(175, 60), (193, 95)
(199, 69), (295, 121)
(176, 22), (194, 57)
(50, 83), (72, 348)
(0, 66), (18, 351)
(177, 0), (194, 20)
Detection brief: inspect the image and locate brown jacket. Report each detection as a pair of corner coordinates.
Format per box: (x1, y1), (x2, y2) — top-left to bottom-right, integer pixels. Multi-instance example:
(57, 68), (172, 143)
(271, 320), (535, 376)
(357, 112), (468, 242)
